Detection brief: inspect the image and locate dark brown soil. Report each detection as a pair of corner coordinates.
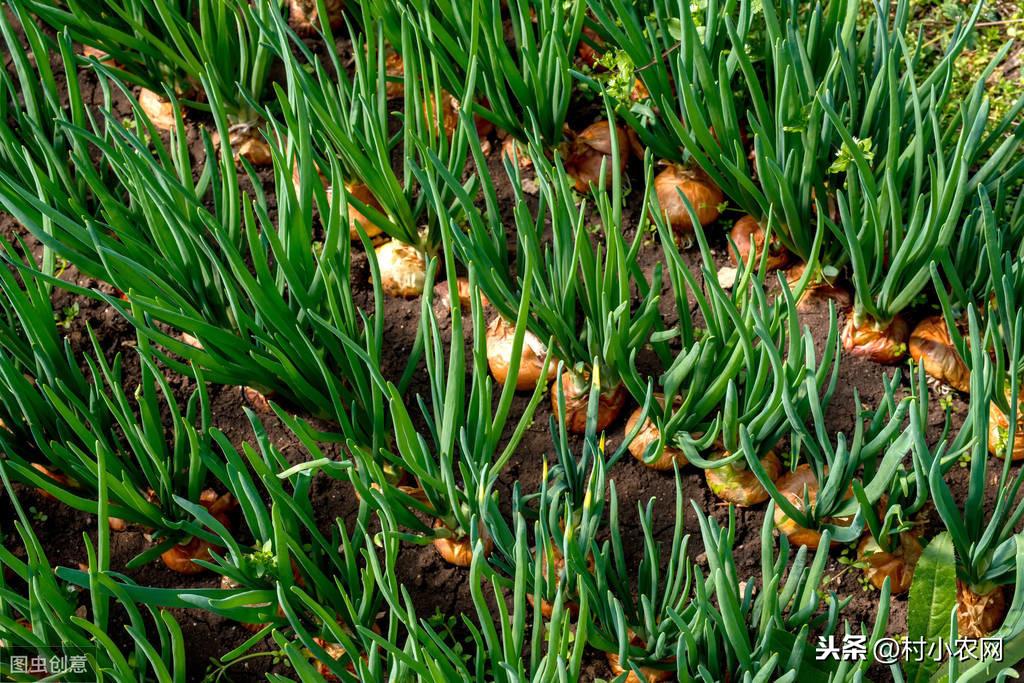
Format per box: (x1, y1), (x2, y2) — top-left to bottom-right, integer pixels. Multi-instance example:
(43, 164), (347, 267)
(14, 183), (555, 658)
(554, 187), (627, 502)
(0, 13), (1011, 683)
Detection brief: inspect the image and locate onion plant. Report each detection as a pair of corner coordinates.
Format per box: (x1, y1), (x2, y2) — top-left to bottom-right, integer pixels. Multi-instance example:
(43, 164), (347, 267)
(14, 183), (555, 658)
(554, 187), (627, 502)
(853, 364), (968, 595)
(366, 0), (585, 149)
(0, 465), (187, 682)
(59, 409), (389, 681)
(742, 361), (916, 550)
(586, 0), (1003, 280)
(24, 0), (280, 127)
(0, 246), (234, 571)
(621, 212), (840, 508)
(0, 69), (417, 446)
(259, 6), (475, 272)
(336, 227), (549, 567)
(434, 121), (662, 432)
(826, 27), (1024, 363)
(922, 306), (1024, 638)
(0, 7), (120, 222)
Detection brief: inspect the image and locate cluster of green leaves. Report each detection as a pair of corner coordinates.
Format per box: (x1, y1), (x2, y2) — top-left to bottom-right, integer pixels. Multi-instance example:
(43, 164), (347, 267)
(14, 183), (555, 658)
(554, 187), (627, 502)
(24, 0), (280, 122)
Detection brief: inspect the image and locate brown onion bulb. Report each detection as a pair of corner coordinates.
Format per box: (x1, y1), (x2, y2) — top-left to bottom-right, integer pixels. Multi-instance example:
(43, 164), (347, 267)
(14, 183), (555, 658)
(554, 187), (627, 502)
(705, 451), (781, 506)
(551, 371), (626, 435)
(625, 401), (687, 470)
(772, 465), (853, 549)
(374, 241), (426, 298)
(856, 531), (923, 595)
(31, 463), (74, 500)
(652, 164), (724, 240)
(242, 386), (274, 414)
(729, 215), (791, 271)
(422, 92), (459, 140)
(138, 88), (177, 131)
(605, 632), (675, 683)
(784, 263), (852, 312)
(956, 581), (1007, 638)
(288, 0), (344, 36)
(500, 137), (534, 171)
(908, 316), (969, 393)
(160, 490), (234, 575)
(988, 399), (1024, 461)
(485, 317), (556, 390)
(432, 519), (493, 567)
(313, 638), (359, 680)
(343, 182), (385, 240)
(82, 45), (118, 67)
(564, 121), (630, 193)
(214, 127), (273, 167)
(841, 315), (910, 364)
(525, 545), (594, 619)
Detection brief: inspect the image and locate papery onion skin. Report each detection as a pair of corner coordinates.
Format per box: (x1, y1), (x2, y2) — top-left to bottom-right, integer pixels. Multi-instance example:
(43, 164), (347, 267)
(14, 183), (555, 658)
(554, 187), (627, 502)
(625, 403), (687, 470)
(288, 0), (344, 36)
(772, 464), (853, 549)
(784, 264), (852, 312)
(422, 92), (459, 140)
(160, 490), (234, 575)
(956, 581), (1007, 638)
(705, 451), (781, 506)
(242, 386), (274, 414)
(988, 400), (1024, 461)
(552, 371), (626, 435)
(841, 315), (910, 364)
(485, 317), (555, 390)
(374, 241), (426, 298)
(139, 88), (177, 131)
(344, 182), (385, 240)
(31, 463), (73, 500)
(652, 164), (724, 239)
(605, 632), (675, 683)
(214, 128), (272, 167)
(729, 215), (790, 271)
(857, 532), (923, 595)
(908, 316), (970, 393)
(500, 137), (534, 171)
(384, 49), (405, 99)
(565, 121), (630, 193)
(432, 519), (493, 568)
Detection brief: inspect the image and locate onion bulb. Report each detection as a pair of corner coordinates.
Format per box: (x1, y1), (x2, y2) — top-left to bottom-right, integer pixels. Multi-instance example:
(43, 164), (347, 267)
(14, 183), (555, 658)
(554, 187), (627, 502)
(956, 581), (1007, 638)
(704, 451), (781, 506)
(564, 121), (630, 193)
(343, 182), (385, 240)
(374, 240), (426, 298)
(288, 0), (344, 36)
(624, 400), (687, 470)
(988, 398), (1024, 461)
(525, 545), (593, 619)
(485, 317), (556, 390)
(422, 92), (459, 140)
(160, 489), (234, 574)
(313, 637), (364, 680)
(652, 164), (724, 241)
(242, 386), (274, 414)
(605, 631), (675, 683)
(432, 519), (493, 567)
(841, 315), (910, 364)
(729, 215), (790, 271)
(908, 315), (969, 393)
(213, 126), (273, 167)
(138, 88), (177, 131)
(82, 45), (118, 67)
(784, 263), (852, 312)
(856, 531), (923, 595)
(552, 370), (626, 434)
(772, 465), (852, 549)
(500, 136), (534, 171)
(31, 463), (74, 500)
